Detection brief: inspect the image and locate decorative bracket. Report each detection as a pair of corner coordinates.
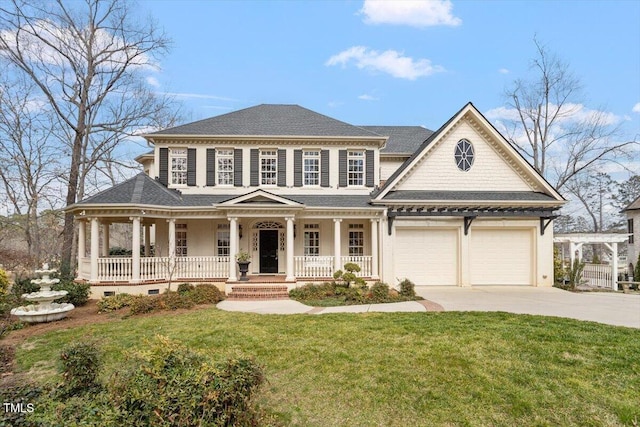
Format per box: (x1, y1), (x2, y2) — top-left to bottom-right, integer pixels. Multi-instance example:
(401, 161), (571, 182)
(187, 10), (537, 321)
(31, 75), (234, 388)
(387, 215), (395, 235)
(464, 216), (477, 235)
(540, 216), (558, 236)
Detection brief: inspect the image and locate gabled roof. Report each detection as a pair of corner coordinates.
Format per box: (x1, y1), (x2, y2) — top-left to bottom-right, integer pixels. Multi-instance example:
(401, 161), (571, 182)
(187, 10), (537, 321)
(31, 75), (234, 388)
(218, 190), (303, 207)
(360, 126), (433, 155)
(372, 102), (565, 204)
(624, 195), (640, 211)
(146, 104), (384, 139)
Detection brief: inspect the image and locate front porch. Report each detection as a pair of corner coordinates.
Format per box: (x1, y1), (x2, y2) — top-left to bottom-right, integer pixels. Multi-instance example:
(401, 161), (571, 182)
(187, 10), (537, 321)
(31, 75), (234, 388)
(77, 255), (373, 283)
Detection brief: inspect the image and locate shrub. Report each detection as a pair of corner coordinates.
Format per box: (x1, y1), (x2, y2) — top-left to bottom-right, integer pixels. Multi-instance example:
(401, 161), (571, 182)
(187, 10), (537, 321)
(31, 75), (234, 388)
(0, 382), (47, 427)
(51, 280), (91, 306)
(566, 258), (585, 290)
(59, 341), (102, 397)
(398, 278), (416, 298)
(110, 336), (265, 427)
(160, 291), (195, 310)
(11, 275), (39, 296)
(369, 281), (390, 302)
(177, 283), (195, 294)
(97, 293), (135, 313)
(0, 268), (9, 294)
(289, 282), (336, 300)
(190, 284), (225, 304)
(333, 263), (366, 288)
(128, 295), (161, 315)
(635, 253), (640, 282)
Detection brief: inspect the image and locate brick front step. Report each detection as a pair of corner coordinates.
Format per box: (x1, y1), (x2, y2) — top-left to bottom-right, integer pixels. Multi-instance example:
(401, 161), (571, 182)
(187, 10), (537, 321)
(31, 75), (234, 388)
(227, 285), (290, 300)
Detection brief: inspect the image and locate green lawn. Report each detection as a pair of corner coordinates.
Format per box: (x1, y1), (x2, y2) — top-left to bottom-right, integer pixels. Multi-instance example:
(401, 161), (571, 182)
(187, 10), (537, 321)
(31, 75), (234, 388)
(12, 308), (640, 426)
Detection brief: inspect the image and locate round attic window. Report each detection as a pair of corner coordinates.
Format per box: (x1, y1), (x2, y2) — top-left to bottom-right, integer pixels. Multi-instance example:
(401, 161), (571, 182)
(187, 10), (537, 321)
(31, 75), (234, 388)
(454, 139), (474, 171)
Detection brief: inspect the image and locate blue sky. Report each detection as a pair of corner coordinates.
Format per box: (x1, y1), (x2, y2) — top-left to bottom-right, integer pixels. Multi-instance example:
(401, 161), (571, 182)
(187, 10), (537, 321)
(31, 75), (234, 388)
(138, 0), (639, 154)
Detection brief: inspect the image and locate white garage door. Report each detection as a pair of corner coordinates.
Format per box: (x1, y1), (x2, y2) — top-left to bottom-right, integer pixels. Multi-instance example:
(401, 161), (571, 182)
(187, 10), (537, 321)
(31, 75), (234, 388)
(394, 229), (458, 285)
(470, 229), (533, 285)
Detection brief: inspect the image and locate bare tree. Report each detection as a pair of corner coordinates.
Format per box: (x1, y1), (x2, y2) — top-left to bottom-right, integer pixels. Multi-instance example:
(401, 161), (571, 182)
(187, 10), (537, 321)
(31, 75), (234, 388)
(500, 36), (636, 190)
(0, 0), (177, 276)
(565, 171), (617, 233)
(0, 70), (59, 266)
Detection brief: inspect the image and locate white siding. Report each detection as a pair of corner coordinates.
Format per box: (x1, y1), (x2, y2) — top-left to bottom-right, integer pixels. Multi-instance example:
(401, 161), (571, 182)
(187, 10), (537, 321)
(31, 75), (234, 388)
(395, 121), (533, 192)
(380, 158), (405, 182)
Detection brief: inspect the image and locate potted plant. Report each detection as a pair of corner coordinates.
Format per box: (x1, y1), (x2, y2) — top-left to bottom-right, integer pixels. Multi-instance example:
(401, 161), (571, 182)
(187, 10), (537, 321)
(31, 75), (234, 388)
(236, 250), (251, 281)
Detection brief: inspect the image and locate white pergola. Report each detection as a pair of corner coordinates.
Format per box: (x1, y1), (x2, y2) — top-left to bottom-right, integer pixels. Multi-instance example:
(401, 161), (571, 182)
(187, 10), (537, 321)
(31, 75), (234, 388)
(554, 233), (630, 290)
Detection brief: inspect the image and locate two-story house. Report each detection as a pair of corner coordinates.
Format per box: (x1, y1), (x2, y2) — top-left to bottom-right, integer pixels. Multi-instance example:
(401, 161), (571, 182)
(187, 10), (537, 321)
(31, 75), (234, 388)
(624, 196), (640, 277)
(66, 103), (565, 298)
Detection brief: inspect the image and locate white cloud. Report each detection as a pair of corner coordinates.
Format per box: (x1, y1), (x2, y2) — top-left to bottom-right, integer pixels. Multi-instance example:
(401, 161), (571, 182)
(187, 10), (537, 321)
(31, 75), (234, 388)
(358, 94), (378, 101)
(632, 103), (640, 113)
(360, 0), (462, 27)
(146, 76), (161, 88)
(498, 68), (510, 74)
(326, 46), (444, 80)
(486, 103), (621, 127)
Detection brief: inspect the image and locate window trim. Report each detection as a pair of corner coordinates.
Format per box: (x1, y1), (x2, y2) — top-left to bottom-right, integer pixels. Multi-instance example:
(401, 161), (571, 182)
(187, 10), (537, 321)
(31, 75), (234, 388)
(348, 223), (364, 256)
(170, 148), (188, 186)
(629, 218), (635, 244)
(175, 223), (187, 257)
(260, 149), (278, 186)
(303, 150), (320, 186)
(216, 149), (234, 186)
(217, 223), (230, 257)
(303, 224), (320, 256)
(347, 150), (365, 187)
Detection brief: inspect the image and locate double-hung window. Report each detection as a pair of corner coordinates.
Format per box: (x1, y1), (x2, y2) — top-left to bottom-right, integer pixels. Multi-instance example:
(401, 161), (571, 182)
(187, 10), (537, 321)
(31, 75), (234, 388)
(217, 224), (230, 257)
(303, 150), (320, 186)
(629, 219), (635, 244)
(175, 224), (187, 257)
(260, 150), (277, 185)
(303, 224), (320, 256)
(348, 223), (364, 256)
(170, 149), (188, 185)
(347, 151), (364, 186)
(217, 149), (234, 186)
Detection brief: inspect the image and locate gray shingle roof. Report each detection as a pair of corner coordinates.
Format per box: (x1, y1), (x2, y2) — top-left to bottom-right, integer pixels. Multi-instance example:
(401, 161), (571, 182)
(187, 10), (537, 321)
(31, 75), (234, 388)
(381, 190), (559, 202)
(624, 195), (640, 211)
(148, 104), (383, 138)
(360, 126), (433, 154)
(74, 173), (376, 209)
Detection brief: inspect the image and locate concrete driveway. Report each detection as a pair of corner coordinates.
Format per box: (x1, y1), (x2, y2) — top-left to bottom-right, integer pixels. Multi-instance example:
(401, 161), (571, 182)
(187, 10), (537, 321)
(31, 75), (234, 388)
(415, 286), (640, 329)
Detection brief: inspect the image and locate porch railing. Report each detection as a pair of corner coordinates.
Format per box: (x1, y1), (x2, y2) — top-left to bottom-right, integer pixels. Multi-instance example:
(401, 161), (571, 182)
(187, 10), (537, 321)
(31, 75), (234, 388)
(94, 256), (230, 282)
(294, 256), (334, 278)
(341, 256), (372, 277)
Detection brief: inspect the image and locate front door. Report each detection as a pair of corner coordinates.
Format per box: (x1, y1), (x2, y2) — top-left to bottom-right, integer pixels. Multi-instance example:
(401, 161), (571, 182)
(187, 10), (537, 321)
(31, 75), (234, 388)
(259, 230), (279, 273)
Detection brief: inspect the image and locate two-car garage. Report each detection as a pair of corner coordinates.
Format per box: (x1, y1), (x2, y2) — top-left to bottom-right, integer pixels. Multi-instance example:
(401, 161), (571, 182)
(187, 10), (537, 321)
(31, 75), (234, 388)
(392, 225), (535, 286)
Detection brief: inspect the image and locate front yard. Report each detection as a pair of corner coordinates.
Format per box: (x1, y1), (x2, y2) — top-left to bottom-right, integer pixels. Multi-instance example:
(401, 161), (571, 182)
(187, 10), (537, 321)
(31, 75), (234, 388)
(5, 306), (640, 426)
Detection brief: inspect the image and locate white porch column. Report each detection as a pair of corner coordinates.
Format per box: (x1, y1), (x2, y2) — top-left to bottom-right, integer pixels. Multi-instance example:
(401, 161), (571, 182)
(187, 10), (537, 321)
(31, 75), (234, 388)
(77, 220), (86, 261)
(285, 216), (295, 282)
(144, 223), (151, 257)
(101, 221), (110, 257)
(333, 218), (342, 272)
(611, 242), (618, 291)
(228, 217), (238, 282)
(370, 218), (379, 279)
(131, 216), (141, 283)
(167, 219), (176, 281)
(90, 218), (99, 283)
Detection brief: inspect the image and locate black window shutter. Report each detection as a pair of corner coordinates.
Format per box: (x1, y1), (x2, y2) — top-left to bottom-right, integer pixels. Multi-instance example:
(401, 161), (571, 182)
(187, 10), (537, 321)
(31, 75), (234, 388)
(187, 148), (197, 186)
(365, 150), (374, 187)
(159, 148), (168, 186)
(321, 150), (330, 187)
(250, 149), (259, 186)
(338, 150), (347, 187)
(206, 149), (216, 186)
(293, 149), (303, 187)
(277, 149), (286, 187)
(234, 149), (243, 187)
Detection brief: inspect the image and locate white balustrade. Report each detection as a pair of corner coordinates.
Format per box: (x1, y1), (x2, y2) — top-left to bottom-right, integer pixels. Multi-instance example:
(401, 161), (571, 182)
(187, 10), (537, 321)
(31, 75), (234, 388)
(95, 256), (229, 282)
(175, 256), (230, 279)
(97, 257), (132, 282)
(340, 256), (372, 277)
(294, 256), (334, 278)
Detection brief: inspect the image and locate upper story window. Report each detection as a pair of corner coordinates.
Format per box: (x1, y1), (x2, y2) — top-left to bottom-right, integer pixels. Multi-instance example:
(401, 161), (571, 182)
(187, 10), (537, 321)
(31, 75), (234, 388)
(348, 151), (364, 186)
(217, 149), (234, 186)
(170, 149), (188, 185)
(303, 150), (320, 186)
(260, 150), (277, 185)
(629, 219), (635, 244)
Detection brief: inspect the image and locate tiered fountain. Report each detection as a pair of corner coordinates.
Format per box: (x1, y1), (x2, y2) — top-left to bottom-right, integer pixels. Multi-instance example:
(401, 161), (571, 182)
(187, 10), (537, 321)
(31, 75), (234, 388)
(10, 263), (75, 323)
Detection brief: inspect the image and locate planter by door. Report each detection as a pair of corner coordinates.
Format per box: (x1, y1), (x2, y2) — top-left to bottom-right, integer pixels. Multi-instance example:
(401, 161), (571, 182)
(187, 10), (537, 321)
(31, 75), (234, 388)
(237, 261), (251, 281)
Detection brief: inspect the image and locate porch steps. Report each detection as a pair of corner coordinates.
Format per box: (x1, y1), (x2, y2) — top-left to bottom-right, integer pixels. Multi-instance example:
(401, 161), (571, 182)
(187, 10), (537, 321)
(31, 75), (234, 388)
(227, 285), (290, 300)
